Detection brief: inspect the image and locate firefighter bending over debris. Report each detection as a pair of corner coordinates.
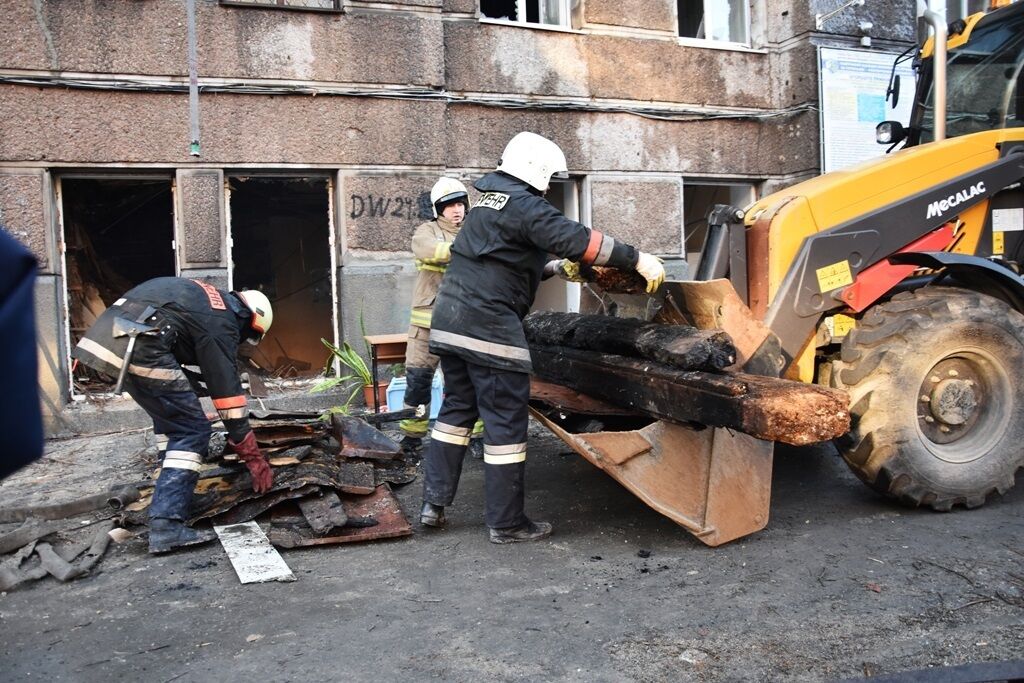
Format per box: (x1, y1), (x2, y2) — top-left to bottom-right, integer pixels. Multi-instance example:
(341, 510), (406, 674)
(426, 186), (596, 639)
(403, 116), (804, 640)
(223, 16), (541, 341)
(72, 277), (274, 554)
(421, 132), (666, 543)
(399, 177), (484, 461)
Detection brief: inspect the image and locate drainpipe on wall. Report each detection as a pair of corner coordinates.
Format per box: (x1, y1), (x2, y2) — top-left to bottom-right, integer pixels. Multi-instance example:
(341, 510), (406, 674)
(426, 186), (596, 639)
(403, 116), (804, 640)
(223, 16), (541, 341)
(186, 0), (201, 156)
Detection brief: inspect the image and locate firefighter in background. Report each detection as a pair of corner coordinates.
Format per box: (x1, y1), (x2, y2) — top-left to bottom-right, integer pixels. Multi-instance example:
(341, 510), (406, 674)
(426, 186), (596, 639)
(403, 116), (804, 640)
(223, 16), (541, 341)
(399, 177), (484, 460)
(72, 277), (274, 554)
(420, 132), (665, 543)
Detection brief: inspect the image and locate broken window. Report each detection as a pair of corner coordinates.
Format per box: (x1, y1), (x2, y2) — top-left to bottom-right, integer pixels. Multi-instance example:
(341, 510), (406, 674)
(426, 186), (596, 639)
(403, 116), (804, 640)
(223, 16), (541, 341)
(481, 0), (571, 28)
(220, 0), (342, 11)
(229, 177), (335, 379)
(678, 0), (749, 45)
(61, 176), (176, 393)
(683, 181), (756, 271)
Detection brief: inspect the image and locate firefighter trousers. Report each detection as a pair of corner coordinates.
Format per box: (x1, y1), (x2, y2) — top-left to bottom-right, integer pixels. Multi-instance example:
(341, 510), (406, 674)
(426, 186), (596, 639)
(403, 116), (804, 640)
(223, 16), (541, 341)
(124, 375), (210, 522)
(422, 354), (529, 530)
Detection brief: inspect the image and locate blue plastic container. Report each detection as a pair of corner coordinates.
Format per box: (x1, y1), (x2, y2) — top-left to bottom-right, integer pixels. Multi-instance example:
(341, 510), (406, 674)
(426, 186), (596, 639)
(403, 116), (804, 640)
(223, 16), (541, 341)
(386, 373), (444, 419)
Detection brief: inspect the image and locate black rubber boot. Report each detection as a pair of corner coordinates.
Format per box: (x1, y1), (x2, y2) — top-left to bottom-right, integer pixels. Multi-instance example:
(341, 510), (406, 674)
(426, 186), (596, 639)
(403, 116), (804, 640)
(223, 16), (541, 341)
(468, 439), (484, 460)
(148, 518), (216, 554)
(489, 519), (553, 544)
(419, 501), (447, 528)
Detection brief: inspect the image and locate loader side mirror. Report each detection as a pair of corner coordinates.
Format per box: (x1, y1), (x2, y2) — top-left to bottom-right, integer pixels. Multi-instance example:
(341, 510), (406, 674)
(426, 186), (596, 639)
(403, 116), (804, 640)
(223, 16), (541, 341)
(876, 120), (907, 146)
(887, 74), (901, 108)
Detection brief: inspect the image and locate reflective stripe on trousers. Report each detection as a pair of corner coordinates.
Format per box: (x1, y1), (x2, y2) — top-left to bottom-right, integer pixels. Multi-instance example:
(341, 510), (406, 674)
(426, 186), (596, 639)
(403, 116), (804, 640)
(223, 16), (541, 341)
(421, 354), (530, 529)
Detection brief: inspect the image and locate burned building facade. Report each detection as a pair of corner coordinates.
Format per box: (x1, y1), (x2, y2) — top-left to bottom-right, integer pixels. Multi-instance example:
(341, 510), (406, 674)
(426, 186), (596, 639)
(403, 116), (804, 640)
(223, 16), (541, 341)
(0, 0), (915, 432)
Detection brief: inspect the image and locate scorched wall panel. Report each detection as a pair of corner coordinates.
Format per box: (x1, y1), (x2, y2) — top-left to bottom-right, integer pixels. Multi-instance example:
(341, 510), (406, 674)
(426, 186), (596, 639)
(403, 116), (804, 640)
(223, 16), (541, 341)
(1, 0), (444, 87)
(0, 87), (447, 167)
(445, 105), (819, 178)
(444, 22), (773, 108)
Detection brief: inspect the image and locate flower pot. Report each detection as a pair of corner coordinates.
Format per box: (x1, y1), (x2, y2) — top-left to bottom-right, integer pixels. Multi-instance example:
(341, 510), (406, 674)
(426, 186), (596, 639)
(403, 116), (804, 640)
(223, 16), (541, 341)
(363, 383), (389, 412)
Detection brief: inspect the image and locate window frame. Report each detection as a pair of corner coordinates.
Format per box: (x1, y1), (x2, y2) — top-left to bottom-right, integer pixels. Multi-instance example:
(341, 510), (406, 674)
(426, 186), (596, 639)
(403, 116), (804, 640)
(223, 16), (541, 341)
(677, 0), (752, 50)
(479, 0), (574, 31)
(219, 0), (343, 13)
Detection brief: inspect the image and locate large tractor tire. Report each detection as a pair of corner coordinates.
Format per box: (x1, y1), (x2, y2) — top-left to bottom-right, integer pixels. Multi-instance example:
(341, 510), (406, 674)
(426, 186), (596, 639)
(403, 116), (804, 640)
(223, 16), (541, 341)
(832, 286), (1024, 510)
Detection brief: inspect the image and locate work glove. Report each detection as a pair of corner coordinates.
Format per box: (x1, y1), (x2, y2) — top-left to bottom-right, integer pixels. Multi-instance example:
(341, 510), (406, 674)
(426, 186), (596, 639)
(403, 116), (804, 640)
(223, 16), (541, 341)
(228, 430), (273, 494)
(635, 252), (666, 294)
(542, 259), (588, 283)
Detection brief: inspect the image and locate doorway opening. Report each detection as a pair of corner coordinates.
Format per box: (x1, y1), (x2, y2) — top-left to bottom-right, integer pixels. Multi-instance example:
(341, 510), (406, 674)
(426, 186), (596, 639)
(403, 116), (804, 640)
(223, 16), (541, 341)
(60, 176), (176, 393)
(229, 176), (334, 379)
(532, 178), (582, 314)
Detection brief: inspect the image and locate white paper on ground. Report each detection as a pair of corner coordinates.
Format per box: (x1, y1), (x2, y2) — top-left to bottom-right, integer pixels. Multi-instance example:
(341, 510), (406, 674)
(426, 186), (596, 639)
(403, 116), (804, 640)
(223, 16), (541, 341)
(214, 522), (295, 584)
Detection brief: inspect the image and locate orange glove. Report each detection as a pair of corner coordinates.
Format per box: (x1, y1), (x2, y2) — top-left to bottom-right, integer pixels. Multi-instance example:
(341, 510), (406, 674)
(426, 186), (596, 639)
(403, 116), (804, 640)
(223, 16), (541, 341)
(228, 431), (273, 494)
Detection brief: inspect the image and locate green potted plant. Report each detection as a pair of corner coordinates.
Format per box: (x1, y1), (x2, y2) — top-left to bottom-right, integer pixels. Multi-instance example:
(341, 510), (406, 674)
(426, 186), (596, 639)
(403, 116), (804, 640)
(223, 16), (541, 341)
(313, 338), (387, 411)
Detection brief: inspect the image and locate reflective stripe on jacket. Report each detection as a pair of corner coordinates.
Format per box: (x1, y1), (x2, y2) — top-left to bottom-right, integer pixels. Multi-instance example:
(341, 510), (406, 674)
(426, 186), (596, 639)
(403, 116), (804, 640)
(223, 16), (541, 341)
(428, 172), (639, 372)
(410, 217), (460, 330)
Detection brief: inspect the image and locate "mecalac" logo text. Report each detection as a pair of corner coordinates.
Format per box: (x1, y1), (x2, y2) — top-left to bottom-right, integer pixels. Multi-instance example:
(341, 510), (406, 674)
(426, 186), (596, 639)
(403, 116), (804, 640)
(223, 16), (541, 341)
(926, 182), (986, 219)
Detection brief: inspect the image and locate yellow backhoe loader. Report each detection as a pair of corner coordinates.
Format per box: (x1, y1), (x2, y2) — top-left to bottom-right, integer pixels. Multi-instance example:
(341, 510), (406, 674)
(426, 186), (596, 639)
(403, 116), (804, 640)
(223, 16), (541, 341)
(533, 1), (1024, 545)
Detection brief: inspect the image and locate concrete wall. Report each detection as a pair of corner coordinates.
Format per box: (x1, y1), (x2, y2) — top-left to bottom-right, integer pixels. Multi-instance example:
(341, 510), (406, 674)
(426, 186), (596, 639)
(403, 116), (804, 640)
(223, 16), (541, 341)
(0, 0), (918, 431)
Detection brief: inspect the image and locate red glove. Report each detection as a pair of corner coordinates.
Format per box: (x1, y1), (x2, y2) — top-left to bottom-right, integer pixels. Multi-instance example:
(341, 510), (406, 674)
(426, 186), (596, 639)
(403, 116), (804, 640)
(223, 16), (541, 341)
(228, 431), (273, 494)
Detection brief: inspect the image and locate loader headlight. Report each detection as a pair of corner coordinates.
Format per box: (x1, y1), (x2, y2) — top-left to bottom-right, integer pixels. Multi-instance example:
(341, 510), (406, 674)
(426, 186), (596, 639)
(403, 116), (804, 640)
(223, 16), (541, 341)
(876, 120), (906, 145)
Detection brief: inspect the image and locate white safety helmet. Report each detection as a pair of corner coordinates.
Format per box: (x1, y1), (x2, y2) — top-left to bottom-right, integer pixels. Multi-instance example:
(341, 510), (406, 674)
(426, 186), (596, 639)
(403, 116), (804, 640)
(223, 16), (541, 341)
(430, 177), (469, 218)
(236, 290), (273, 342)
(496, 132), (569, 193)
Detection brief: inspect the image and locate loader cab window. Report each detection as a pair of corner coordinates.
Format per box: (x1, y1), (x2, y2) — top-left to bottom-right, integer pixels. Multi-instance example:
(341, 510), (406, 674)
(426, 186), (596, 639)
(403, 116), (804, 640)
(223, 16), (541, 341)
(911, 9), (1024, 144)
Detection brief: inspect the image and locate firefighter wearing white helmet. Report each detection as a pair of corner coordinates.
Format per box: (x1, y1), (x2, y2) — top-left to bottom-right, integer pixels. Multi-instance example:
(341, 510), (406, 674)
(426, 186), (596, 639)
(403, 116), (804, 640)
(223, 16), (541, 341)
(419, 132), (665, 544)
(237, 289), (273, 342)
(71, 277), (275, 553)
(398, 177), (485, 458)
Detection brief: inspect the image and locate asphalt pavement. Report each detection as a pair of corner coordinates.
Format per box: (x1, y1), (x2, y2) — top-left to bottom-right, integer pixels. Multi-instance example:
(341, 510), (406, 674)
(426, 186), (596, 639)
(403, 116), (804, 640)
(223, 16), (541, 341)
(0, 423), (1021, 681)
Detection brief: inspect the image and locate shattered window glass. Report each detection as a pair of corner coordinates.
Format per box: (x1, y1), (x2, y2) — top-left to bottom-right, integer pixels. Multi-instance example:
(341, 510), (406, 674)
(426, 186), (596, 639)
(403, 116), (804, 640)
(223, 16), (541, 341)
(677, 0), (749, 45)
(480, 0), (570, 28)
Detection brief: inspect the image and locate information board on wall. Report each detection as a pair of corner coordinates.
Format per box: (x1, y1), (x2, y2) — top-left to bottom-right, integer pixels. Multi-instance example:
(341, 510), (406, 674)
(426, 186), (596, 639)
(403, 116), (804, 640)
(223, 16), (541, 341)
(818, 47), (916, 173)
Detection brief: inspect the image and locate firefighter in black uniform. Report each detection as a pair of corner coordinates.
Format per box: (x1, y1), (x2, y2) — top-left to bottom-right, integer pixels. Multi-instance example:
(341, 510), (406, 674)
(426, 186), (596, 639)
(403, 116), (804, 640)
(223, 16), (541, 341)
(72, 277), (274, 553)
(420, 132), (666, 543)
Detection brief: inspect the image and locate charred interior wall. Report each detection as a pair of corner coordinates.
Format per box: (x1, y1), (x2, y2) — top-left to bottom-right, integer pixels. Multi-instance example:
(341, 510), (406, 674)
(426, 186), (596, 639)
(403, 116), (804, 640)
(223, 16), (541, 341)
(0, 0), (915, 431)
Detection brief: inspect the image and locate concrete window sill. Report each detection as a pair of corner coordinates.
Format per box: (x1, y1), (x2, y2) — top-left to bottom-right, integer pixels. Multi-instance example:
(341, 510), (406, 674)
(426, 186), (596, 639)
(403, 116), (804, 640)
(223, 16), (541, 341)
(478, 17), (579, 34)
(219, 1), (344, 14)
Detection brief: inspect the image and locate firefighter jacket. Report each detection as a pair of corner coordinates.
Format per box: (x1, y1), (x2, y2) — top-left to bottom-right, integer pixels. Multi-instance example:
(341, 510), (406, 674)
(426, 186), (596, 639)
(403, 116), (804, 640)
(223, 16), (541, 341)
(409, 216), (461, 329)
(429, 171), (639, 373)
(72, 277), (255, 441)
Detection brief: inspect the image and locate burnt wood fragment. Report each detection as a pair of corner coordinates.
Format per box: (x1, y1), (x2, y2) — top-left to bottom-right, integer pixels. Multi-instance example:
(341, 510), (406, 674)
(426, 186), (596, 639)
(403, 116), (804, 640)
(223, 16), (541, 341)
(529, 345), (849, 445)
(297, 490), (349, 534)
(524, 311), (736, 372)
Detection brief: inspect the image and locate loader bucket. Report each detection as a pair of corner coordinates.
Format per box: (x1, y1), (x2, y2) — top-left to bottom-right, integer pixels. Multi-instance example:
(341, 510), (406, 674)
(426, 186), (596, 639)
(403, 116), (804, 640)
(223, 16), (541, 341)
(531, 279), (783, 546)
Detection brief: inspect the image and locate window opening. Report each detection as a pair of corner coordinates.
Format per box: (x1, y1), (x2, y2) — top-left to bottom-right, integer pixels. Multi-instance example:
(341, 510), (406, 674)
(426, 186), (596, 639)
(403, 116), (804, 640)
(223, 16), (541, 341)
(683, 182), (756, 271)
(229, 177), (334, 379)
(62, 177), (176, 394)
(481, 0), (571, 28)
(678, 0), (749, 45)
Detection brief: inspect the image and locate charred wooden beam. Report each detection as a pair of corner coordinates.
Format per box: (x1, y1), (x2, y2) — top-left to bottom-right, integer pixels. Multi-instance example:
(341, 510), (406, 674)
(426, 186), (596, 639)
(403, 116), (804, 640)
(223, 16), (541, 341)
(529, 344), (849, 445)
(524, 311), (737, 372)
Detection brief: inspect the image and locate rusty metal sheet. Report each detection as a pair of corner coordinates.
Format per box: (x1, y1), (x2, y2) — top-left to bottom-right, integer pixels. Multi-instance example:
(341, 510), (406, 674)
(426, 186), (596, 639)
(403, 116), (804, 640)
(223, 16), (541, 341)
(122, 457), (376, 525)
(269, 485), (412, 548)
(532, 408), (773, 547)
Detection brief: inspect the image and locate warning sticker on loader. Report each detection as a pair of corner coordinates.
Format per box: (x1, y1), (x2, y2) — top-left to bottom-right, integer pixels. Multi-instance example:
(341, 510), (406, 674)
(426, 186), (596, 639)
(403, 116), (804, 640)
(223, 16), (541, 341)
(816, 260), (854, 293)
(826, 313), (856, 339)
(993, 230), (1005, 255)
